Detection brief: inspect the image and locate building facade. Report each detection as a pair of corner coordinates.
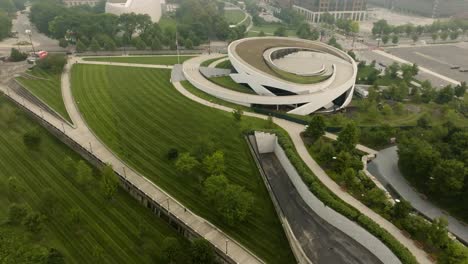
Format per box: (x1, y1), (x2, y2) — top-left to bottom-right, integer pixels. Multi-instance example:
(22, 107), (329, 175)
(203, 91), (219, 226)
(293, 0), (367, 22)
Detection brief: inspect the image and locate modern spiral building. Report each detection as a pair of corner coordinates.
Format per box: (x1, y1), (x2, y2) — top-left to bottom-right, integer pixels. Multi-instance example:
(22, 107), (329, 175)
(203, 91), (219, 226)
(183, 37), (357, 115)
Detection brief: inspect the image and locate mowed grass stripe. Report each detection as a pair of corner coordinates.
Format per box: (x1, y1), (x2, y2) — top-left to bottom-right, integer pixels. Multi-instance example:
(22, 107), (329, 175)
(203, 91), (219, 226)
(0, 134), (140, 264)
(0, 98), (187, 263)
(71, 64), (295, 263)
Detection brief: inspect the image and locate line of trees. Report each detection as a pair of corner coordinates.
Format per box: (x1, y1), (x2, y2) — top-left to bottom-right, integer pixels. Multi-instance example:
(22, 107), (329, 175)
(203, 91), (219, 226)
(29, 0), (245, 52)
(0, 0), (27, 40)
(372, 18), (468, 43)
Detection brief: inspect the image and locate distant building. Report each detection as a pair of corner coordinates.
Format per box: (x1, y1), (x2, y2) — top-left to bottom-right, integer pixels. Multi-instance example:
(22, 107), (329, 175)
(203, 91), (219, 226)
(292, 0), (367, 22)
(63, 0), (100, 7)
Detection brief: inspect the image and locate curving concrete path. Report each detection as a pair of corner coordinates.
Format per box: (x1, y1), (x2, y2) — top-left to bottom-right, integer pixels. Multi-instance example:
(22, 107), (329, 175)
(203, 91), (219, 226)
(368, 146), (468, 244)
(0, 58), (264, 264)
(180, 54), (432, 264)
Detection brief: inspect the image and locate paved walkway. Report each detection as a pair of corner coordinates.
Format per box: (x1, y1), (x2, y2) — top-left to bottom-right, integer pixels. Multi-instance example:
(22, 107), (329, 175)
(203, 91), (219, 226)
(368, 146), (468, 244)
(0, 58), (264, 264)
(179, 54), (432, 264)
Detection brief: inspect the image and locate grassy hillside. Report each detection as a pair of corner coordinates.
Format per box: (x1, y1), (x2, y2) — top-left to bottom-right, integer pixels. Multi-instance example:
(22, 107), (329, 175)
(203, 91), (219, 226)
(16, 68), (71, 123)
(71, 64), (295, 264)
(0, 96), (189, 263)
(224, 9), (246, 25)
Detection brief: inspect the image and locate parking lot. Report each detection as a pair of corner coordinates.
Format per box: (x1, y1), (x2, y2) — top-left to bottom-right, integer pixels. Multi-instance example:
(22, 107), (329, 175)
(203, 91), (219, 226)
(388, 44), (468, 84)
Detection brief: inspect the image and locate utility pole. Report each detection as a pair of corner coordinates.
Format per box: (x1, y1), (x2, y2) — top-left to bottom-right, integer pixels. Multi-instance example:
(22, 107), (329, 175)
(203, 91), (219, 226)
(25, 29), (35, 54)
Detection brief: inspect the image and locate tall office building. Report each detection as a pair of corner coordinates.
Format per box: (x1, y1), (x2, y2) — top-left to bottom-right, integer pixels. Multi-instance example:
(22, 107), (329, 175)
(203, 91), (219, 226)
(292, 0), (367, 22)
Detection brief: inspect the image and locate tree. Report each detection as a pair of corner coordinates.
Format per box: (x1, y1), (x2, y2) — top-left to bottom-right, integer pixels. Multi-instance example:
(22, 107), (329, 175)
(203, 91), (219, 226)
(435, 85), (454, 104)
(411, 34), (419, 43)
(23, 129), (41, 150)
(305, 115), (326, 141)
(204, 174), (229, 203)
(101, 165), (119, 200)
(391, 34), (399, 44)
(382, 35), (389, 44)
(63, 156), (76, 177)
(103, 38), (117, 51)
(218, 183), (254, 225)
(392, 199), (412, 219)
(8, 203), (29, 224)
(76, 160), (93, 187)
(372, 19), (391, 35)
(454, 82), (467, 97)
(439, 241), (468, 264)
(431, 32), (438, 43)
(175, 152), (199, 174)
(296, 22), (311, 39)
(232, 108), (243, 121)
(90, 38), (100, 53)
(203, 150), (225, 175)
(334, 151), (363, 174)
(161, 237), (182, 264)
(134, 37), (147, 50)
(9, 48), (27, 62)
(417, 114), (431, 128)
(76, 40), (87, 53)
(427, 217), (449, 249)
(167, 148), (179, 160)
(440, 31), (449, 41)
(184, 38), (193, 49)
(450, 31), (459, 40)
(190, 238), (216, 264)
(337, 122), (359, 152)
(151, 37), (162, 51)
(36, 54), (66, 73)
(274, 26), (286, 37)
(23, 212), (44, 233)
(0, 11), (12, 41)
(381, 104), (393, 116)
(364, 187), (389, 212)
(430, 159), (465, 196)
(258, 30), (265, 37)
(342, 168), (361, 191)
(58, 38), (68, 48)
(7, 176), (22, 201)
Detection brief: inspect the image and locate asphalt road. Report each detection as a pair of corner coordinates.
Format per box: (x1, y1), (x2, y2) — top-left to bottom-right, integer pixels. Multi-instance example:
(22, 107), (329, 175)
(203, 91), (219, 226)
(368, 146), (468, 244)
(0, 7), (63, 56)
(258, 151), (382, 264)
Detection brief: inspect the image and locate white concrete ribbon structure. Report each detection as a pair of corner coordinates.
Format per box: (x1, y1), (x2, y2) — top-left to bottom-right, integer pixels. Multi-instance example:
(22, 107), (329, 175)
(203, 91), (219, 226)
(184, 37), (357, 115)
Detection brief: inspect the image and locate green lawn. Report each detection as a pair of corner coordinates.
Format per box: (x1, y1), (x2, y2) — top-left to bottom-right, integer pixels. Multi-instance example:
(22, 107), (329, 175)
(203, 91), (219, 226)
(208, 76), (256, 94)
(71, 65), (295, 264)
(16, 68), (71, 123)
(82, 55), (195, 65)
(0, 96), (189, 263)
(224, 9), (246, 25)
(215, 59), (232, 69)
(200, 56), (227, 67)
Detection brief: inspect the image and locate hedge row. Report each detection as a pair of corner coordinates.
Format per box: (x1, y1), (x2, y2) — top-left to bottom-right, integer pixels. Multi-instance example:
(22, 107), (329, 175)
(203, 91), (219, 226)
(253, 129), (418, 264)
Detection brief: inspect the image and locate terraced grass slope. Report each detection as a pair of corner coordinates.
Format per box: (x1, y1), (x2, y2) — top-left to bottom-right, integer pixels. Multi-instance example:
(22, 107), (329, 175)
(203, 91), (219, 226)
(71, 64), (295, 264)
(16, 68), (71, 123)
(82, 55), (195, 65)
(0, 96), (188, 263)
(209, 76), (256, 94)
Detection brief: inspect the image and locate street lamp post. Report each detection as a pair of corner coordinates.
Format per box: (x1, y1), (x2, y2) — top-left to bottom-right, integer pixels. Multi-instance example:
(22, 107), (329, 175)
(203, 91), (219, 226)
(25, 29), (35, 54)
